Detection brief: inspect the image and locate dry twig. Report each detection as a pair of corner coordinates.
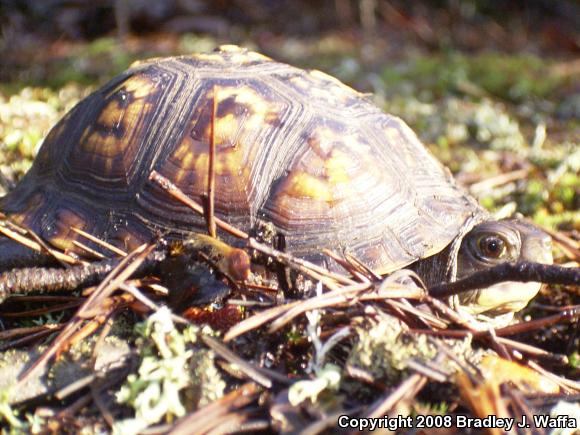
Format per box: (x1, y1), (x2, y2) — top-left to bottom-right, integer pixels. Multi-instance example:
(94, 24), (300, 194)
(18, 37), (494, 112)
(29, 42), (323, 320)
(429, 262), (580, 299)
(16, 244), (154, 385)
(149, 170), (248, 240)
(206, 86), (218, 239)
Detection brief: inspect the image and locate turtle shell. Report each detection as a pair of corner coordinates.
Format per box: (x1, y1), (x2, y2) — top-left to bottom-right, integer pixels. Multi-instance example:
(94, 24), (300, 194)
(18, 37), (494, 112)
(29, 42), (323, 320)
(0, 46), (484, 274)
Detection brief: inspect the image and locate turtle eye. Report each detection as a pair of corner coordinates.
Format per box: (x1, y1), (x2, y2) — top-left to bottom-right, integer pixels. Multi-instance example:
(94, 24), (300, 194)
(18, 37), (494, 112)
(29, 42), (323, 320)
(478, 235), (506, 259)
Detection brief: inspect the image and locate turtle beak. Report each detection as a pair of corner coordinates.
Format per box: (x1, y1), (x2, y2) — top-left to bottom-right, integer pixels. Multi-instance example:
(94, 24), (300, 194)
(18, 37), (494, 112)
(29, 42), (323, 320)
(518, 221), (553, 265)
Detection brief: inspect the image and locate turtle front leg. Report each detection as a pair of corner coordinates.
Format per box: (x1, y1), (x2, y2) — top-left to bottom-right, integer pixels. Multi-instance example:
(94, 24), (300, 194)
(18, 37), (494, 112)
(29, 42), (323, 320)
(0, 234), (250, 304)
(0, 235), (57, 272)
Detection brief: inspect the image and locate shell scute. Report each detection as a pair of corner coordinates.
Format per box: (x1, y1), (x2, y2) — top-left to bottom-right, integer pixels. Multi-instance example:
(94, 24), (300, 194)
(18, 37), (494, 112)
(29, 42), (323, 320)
(69, 73), (162, 189)
(139, 75), (298, 234)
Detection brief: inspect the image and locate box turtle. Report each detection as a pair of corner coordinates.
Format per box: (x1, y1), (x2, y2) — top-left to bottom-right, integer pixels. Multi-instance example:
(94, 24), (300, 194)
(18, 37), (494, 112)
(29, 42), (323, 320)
(0, 46), (552, 316)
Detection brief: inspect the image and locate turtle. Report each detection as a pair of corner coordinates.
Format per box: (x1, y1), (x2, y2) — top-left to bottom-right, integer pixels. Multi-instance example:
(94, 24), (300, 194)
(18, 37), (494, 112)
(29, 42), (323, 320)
(0, 45), (552, 317)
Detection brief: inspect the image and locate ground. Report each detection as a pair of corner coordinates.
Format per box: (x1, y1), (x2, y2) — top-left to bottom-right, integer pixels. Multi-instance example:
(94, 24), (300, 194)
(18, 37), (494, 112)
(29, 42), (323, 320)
(0, 1), (578, 433)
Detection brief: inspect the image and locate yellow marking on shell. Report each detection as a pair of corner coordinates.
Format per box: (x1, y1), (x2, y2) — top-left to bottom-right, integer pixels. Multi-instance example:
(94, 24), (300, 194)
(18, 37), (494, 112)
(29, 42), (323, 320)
(180, 151), (195, 174)
(282, 171), (332, 201)
(47, 209), (86, 251)
(166, 84), (282, 191)
(279, 127), (352, 202)
(170, 142), (196, 185)
(217, 45), (246, 53)
(49, 237), (74, 251)
(201, 87), (278, 164)
(169, 135), (252, 188)
(120, 75), (158, 99)
(214, 113), (240, 146)
(383, 126), (401, 143)
(220, 86), (278, 121)
(307, 126), (335, 154)
(172, 142), (193, 160)
(80, 84), (154, 160)
(324, 150), (352, 185)
(194, 86), (281, 146)
(173, 110), (249, 185)
(274, 125), (379, 204)
(80, 129), (123, 159)
(193, 46), (272, 64)
(96, 101), (124, 131)
(307, 126), (364, 186)
(193, 147), (248, 179)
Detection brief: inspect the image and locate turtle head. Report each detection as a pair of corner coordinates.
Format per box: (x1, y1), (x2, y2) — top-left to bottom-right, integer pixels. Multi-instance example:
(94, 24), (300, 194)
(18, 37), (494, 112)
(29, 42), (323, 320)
(455, 219), (552, 315)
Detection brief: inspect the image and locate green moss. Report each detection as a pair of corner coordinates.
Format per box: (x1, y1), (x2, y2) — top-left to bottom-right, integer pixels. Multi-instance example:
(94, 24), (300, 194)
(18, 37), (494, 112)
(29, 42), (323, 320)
(570, 352), (580, 369)
(0, 85), (88, 185)
(380, 52), (567, 103)
(533, 210), (579, 231)
(519, 179), (548, 215)
(552, 179), (577, 211)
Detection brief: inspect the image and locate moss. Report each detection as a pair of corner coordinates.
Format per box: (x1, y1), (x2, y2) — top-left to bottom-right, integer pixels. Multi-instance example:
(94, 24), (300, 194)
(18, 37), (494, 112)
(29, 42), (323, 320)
(570, 352), (580, 369)
(380, 52), (567, 103)
(0, 85), (88, 186)
(553, 173), (578, 209)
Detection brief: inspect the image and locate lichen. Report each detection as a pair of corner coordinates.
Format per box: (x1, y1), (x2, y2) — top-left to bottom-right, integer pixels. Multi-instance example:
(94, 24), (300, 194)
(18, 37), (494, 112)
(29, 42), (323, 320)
(347, 314), (481, 384)
(113, 307), (225, 435)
